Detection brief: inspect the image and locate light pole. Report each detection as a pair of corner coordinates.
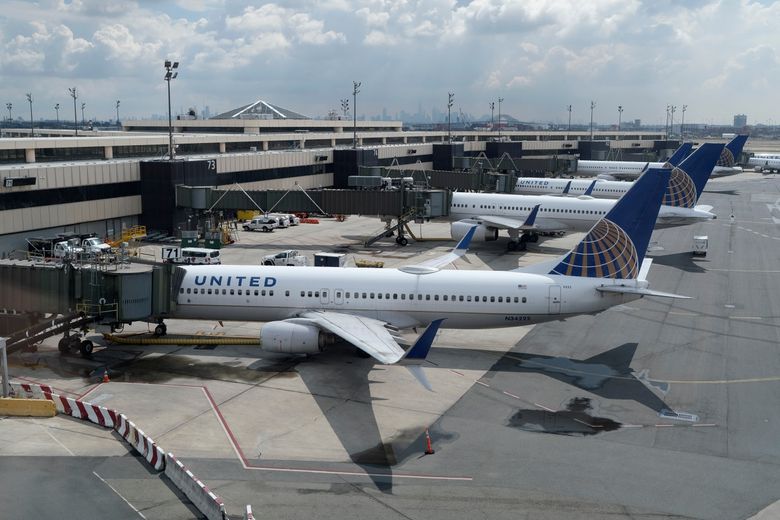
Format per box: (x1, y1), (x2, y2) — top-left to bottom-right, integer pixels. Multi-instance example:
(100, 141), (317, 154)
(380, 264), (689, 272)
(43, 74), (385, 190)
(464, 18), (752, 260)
(68, 88), (78, 136)
(81, 102), (86, 126)
(489, 101), (495, 132)
(665, 105), (670, 139)
(681, 104), (687, 140)
(5, 103), (11, 123)
(352, 80), (361, 149)
(55, 103), (60, 124)
(340, 98), (349, 119)
(164, 59), (179, 160)
(670, 105), (676, 139)
(115, 100), (120, 125)
(497, 97), (504, 139)
(447, 92), (454, 143)
(26, 93), (34, 137)
(617, 105), (623, 132)
(567, 104), (572, 137)
(589, 100), (596, 140)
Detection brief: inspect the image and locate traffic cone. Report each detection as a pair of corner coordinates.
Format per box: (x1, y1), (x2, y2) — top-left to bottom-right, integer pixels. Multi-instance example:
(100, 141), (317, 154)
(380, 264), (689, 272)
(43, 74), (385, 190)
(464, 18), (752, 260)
(102, 370), (110, 383)
(424, 428), (435, 455)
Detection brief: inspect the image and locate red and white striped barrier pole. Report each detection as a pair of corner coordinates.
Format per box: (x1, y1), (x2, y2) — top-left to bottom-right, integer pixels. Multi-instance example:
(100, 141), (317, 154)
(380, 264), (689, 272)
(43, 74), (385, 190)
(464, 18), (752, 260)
(164, 453), (226, 520)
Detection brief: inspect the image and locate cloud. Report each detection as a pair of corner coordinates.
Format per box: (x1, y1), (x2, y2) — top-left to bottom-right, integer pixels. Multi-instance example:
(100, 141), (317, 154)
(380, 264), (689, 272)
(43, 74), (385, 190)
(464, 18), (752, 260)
(225, 4), (345, 45)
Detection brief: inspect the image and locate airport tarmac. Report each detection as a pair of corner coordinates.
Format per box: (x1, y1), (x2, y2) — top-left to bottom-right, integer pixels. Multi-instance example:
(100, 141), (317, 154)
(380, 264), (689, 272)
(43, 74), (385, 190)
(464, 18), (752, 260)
(4, 172), (780, 519)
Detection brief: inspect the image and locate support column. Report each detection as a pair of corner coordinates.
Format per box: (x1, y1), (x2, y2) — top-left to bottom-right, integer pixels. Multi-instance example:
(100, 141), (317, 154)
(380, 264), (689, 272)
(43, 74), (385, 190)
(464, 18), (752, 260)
(262, 141), (269, 151)
(104, 146), (113, 159)
(25, 148), (35, 163)
(219, 142), (226, 153)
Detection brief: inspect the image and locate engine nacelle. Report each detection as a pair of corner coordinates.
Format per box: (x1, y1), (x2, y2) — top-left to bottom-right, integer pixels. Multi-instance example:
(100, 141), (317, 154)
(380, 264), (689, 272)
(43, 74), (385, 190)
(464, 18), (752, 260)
(451, 220), (498, 242)
(260, 321), (325, 354)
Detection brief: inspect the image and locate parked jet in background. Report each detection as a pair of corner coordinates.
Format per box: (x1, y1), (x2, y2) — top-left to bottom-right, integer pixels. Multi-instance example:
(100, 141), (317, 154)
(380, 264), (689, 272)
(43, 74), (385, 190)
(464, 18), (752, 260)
(573, 143), (692, 180)
(515, 143), (724, 200)
(451, 143), (722, 250)
(572, 135), (747, 180)
(170, 169), (678, 381)
(748, 155), (780, 172)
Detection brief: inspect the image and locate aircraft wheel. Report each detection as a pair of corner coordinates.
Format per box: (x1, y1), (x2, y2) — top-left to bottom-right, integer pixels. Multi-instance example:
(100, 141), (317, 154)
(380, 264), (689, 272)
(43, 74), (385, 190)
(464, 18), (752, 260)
(58, 338), (70, 353)
(518, 241), (527, 251)
(79, 340), (94, 357)
(397, 237), (408, 246)
(529, 234), (539, 243)
(154, 323), (167, 336)
(507, 241), (518, 252)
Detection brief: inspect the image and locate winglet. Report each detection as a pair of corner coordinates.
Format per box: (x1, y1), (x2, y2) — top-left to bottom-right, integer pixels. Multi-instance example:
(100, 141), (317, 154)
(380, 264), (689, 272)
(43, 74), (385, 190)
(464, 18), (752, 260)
(583, 180), (597, 196)
(404, 319), (444, 361)
(562, 180), (572, 195)
(454, 225), (476, 251)
(522, 204), (541, 228)
(402, 319), (445, 391)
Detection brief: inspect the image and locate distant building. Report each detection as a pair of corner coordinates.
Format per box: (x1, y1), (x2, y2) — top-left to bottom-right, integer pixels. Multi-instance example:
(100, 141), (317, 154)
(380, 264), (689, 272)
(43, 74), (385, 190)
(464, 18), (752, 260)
(734, 114), (747, 127)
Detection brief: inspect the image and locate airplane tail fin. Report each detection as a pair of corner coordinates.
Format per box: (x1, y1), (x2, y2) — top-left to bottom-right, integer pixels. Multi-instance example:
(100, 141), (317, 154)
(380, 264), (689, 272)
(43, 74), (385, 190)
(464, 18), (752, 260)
(547, 168), (670, 279)
(719, 134), (748, 167)
(662, 142), (723, 207)
(666, 143), (693, 167)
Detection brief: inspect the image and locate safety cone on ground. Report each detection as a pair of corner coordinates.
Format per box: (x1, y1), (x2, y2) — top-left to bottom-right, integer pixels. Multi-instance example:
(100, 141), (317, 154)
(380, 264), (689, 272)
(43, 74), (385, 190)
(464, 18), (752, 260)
(424, 428), (435, 455)
(102, 370), (110, 383)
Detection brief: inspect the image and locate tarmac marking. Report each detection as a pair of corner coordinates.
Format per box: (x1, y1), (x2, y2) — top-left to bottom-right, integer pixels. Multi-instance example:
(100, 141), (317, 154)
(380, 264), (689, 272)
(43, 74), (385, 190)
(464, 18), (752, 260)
(474, 380), (490, 388)
(730, 316), (763, 320)
(92, 471), (147, 519)
(534, 403), (556, 412)
(707, 269), (780, 273)
(668, 311), (699, 317)
(37, 421), (75, 456)
(502, 390), (521, 399)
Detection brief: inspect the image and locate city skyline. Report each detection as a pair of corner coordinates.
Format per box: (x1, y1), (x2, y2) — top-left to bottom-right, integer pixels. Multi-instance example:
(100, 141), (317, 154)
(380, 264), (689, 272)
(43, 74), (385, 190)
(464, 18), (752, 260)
(1, 1), (778, 125)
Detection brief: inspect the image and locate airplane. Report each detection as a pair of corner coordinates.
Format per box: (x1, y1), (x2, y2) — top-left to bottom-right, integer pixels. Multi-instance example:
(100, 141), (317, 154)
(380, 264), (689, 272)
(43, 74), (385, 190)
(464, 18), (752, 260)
(568, 142), (692, 180)
(168, 168), (680, 383)
(450, 143), (722, 250)
(572, 135), (747, 180)
(514, 143), (723, 200)
(748, 155), (780, 172)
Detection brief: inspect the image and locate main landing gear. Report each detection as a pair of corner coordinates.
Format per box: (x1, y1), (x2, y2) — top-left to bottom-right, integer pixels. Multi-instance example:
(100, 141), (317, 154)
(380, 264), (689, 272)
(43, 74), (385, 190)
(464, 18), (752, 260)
(154, 319), (167, 336)
(507, 233), (538, 252)
(57, 330), (94, 357)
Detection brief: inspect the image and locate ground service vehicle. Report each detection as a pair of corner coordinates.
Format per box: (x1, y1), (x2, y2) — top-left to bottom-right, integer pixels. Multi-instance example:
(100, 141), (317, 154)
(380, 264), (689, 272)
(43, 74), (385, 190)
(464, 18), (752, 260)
(243, 217), (279, 232)
(262, 250), (307, 266)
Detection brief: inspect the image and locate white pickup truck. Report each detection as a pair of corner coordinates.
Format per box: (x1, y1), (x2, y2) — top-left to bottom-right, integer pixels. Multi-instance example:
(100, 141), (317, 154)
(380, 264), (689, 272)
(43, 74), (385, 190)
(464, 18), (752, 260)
(52, 240), (83, 259)
(262, 250), (307, 266)
(243, 216), (279, 232)
(81, 236), (112, 255)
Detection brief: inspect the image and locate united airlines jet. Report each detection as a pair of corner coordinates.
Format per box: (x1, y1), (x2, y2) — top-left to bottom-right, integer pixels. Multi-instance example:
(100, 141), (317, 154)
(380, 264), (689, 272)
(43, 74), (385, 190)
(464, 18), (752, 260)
(514, 143), (723, 200)
(451, 143), (721, 250)
(168, 169), (678, 376)
(573, 135), (747, 180)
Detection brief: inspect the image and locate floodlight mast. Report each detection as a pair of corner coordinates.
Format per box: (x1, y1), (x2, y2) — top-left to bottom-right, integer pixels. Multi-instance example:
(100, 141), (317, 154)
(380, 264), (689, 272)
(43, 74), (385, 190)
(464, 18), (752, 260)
(55, 103), (60, 124)
(164, 60), (179, 160)
(68, 87), (78, 137)
(26, 93), (34, 137)
(447, 92), (454, 143)
(352, 81), (361, 149)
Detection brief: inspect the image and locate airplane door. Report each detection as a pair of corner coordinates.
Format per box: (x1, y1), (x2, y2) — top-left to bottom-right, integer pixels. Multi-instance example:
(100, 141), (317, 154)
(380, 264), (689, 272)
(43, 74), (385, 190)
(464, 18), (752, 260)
(334, 289), (344, 305)
(548, 285), (561, 314)
(320, 289), (329, 305)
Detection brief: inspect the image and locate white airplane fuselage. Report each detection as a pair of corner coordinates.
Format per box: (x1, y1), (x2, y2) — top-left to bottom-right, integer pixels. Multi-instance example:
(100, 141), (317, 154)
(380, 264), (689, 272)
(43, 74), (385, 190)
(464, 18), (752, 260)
(576, 160), (740, 179)
(748, 157), (780, 171)
(173, 265), (637, 330)
(450, 192), (714, 231)
(516, 178), (629, 199)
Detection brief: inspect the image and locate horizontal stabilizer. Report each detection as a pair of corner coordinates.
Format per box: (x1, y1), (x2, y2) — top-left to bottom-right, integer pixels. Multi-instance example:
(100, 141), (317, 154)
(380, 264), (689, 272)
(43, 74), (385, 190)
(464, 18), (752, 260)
(596, 285), (691, 299)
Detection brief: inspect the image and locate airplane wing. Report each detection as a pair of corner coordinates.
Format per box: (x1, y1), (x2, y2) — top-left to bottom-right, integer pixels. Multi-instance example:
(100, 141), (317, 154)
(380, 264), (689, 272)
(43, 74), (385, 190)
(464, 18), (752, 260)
(695, 204), (713, 213)
(298, 311), (405, 364)
(476, 204), (541, 231)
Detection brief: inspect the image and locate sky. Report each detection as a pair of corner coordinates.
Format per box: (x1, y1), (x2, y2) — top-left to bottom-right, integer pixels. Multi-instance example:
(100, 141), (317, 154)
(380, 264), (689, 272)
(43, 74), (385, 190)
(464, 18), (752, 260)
(1, 0), (779, 125)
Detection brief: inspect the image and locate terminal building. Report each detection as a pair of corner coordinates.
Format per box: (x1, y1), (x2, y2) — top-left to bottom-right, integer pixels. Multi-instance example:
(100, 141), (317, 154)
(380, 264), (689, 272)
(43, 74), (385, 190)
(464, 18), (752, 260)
(0, 99), (674, 255)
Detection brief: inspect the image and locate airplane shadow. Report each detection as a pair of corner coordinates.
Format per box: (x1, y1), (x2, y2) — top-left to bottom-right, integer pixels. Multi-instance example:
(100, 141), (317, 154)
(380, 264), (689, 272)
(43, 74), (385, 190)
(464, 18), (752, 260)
(295, 347), (395, 493)
(431, 342), (671, 414)
(703, 189), (740, 196)
(647, 251), (708, 273)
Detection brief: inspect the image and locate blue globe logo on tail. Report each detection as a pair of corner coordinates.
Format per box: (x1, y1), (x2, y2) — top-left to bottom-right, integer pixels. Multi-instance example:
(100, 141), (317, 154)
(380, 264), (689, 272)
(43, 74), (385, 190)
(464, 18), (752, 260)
(550, 219), (638, 279)
(717, 147), (736, 167)
(661, 166), (698, 209)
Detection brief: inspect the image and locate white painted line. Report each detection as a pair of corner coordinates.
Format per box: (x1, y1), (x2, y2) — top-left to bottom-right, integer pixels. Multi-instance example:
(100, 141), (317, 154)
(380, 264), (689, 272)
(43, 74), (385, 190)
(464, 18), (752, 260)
(502, 390), (521, 399)
(655, 424), (674, 428)
(692, 423), (718, 427)
(709, 269), (780, 273)
(730, 316), (763, 320)
(573, 418), (595, 427)
(240, 465), (473, 481)
(92, 471), (147, 519)
(448, 369), (465, 377)
(474, 380), (490, 388)
(37, 422), (75, 456)
(669, 311), (698, 317)
(621, 424), (643, 428)
(533, 403), (556, 412)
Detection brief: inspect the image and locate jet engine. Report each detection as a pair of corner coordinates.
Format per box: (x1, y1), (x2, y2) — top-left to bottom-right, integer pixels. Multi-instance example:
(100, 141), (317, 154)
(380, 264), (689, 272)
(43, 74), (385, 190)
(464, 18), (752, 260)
(451, 220), (498, 242)
(260, 321), (325, 354)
